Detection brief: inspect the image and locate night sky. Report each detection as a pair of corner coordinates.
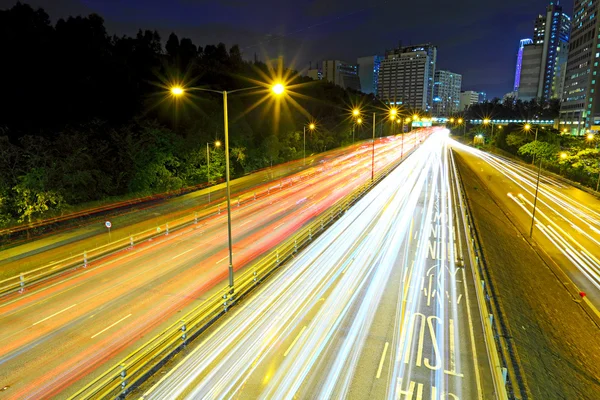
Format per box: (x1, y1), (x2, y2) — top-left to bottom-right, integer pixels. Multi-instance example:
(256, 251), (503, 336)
(1, 0), (574, 99)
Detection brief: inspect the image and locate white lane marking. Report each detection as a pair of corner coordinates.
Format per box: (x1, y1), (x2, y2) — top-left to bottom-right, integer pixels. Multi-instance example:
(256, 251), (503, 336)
(91, 313), (132, 339)
(216, 254), (233, 264)
(32, 304), (77, 326)
(273, 223), (285, 231)
(172, 248), (193, 260)
(284, 326), (307, 357)
(376, 341), (389, 379)
(240, 220), (253, 226)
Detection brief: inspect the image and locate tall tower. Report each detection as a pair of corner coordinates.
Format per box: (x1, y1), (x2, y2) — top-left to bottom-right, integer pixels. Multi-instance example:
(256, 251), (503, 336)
(518, 3), (571, 101)
(377, 43), (437, 112)
(560, 0), (600, 135)
(514, 38), (533, 92)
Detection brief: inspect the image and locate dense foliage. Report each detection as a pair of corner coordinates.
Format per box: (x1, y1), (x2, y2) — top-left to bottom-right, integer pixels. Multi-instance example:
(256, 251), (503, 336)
(452, 123), (600, 190)
(0, 3), (379, 226)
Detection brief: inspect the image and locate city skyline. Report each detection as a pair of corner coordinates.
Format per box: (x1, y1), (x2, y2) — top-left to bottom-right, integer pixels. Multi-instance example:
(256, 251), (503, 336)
(0, 0), (574, 100)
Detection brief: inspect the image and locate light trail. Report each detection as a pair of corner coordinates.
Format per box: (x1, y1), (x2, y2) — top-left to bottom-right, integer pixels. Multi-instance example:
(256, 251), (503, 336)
(143, 130), (493, 400)
(452, 140), (600, 306)
(0, 132), (430, 398)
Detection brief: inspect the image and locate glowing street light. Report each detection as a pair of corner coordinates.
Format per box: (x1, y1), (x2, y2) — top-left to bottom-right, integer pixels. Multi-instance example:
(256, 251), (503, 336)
(587, 133), (595, 141)
(171, 86), (184, 96)
(389, 108), (398, 117)
(560, 152), (568, 159)
(304, 121), (316, 166)
(450, 118), (455, 123)
(168, 81), (285, 293)
(271, 83), (285, 95)
(352, 108), (360, 117)
(206, 140), (222, 203)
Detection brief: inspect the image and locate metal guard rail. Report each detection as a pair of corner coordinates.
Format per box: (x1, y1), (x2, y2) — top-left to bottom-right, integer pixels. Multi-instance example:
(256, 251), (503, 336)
(68, 137), (424, 399)
(0, 168), (325, 297)
(450, 149), (510, 399)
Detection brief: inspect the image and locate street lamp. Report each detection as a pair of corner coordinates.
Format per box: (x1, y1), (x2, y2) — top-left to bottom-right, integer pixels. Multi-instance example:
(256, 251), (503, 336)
(207, 140), (221, 203)
(483, 118), (495, 140)
(524, 123), (539, 165)
(304, 122), (316, 166)
(351, 108), (362, 144)
(170, 82), (285, 292)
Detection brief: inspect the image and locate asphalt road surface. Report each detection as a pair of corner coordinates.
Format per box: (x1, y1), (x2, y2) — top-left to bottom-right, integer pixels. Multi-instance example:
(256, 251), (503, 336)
(142, 131), (495, 400)
(0, 132), (426, 399)
(451, 142), (600, 311)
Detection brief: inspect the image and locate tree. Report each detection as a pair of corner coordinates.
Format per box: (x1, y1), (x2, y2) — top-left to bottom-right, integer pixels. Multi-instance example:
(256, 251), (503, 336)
(165, 32), (179, 59)
(518, 141), (560, 162)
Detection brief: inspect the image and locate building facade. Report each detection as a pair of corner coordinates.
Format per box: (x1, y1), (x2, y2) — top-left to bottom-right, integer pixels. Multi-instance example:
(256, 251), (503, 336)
(560, 0), (600, 134)
(377, 43), (437, 112)
(459, 91), (480, 111)
(432, 70), (462, 116)
(518, 3), (571, 101)
(357, 55), (382, 96)
(322, 60), (361, 91)
(514, 39), (534, 92)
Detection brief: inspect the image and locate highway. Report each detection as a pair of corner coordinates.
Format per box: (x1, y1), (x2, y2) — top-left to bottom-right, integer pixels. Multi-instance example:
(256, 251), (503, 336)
(0, 132), (424, 398)
(142, 131), (495, 400)
(451, 142), (600, 310)
(0, 144), (372, 281)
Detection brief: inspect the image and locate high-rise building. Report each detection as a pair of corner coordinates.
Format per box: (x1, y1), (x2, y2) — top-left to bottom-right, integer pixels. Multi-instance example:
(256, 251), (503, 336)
(357, 55), (382, 96)
(478, 92), (487, 103)
(432, 70), (462, 116)
(459, 91), (481, 111)
(322, 60), (361, 91)
(514, 39), (534, 92)
(377, 43), (437, 111)
(517, 3), (571, 101)
(560, 0), (600, 134)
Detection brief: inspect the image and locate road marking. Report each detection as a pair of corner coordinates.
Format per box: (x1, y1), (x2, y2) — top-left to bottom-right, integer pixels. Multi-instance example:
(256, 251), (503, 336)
(240, 220), (253, 226)
(273, 223), (285, 230)
(376, 341), (389, 379)
(91, 314), (132, 339)
(284, 325), (307, 357)
(32, 304), (77, 326)
(172, 248), (193, 260)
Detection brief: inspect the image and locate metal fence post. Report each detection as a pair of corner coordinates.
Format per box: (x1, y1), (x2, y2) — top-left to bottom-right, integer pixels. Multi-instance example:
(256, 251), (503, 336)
(166, 223), (169, 235)
(83, 251), (88, 268)
(194, 212), (198, 224)
(181, 320), (187, 342)
(19, 273), (25, 293)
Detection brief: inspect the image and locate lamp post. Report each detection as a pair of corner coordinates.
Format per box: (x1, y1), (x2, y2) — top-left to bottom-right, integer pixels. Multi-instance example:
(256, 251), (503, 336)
(304, 122), (316, 166)
(483, 118), (494, 140)
(524, 123), (539, 165)
(458, 118), (465, 136)
(171, 82), (285, 292)
(529, 156), (543, 238)
(207, 140), (221, 203)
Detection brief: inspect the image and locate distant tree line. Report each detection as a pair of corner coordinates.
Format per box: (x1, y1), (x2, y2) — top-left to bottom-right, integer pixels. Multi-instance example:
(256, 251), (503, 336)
(0, 2), (380, 226)
(461, 97), (560, 121)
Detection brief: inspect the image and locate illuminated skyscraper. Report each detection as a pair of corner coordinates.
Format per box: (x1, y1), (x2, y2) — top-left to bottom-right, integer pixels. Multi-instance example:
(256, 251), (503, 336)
(377, 43), (437, 111)
(432, 70), (462, 116)
(518, 3), (570, 101)
(560, 0), (600, 134)
(514, 38), (533, 92)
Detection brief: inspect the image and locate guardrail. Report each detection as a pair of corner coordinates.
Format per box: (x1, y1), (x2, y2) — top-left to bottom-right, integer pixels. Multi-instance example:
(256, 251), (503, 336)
(0, 168), (324, 297)
(68, 134), (427, 399)
(449, 149), (511, 400)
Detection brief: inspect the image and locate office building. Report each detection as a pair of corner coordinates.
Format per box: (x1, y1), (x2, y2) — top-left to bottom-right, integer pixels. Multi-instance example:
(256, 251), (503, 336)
(517, 3), (571, 101)
(377, 43), (437, 111)
(560, 0), (600, 134)
(306, 68), (321, 80)
(432, 70), (462, 116)
(357, 55), (382, 96)
(478, 91), (487, 103)
(459, 91), (480, 111)
(518, 44), (544, 100)
(322, 60), (361, 91)
(514, 38), (534, 93)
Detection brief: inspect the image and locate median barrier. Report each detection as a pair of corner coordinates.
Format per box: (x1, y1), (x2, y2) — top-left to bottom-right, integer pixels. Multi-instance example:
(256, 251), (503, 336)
(68, 132), (428, 399)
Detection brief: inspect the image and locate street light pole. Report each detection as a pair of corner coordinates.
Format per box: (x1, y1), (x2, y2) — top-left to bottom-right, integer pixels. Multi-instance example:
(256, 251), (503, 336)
(372, 112), (376, 182)
(530, 157), (543, 238)
(207, 143), (211, 203)
(532, 127), (539, 165)
(303, 125), (306, 166)
(223, 91), (234, 290)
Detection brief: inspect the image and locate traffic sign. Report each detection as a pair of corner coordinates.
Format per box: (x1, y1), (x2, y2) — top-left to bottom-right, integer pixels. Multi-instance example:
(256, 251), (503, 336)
(105, 221), (112, 229)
